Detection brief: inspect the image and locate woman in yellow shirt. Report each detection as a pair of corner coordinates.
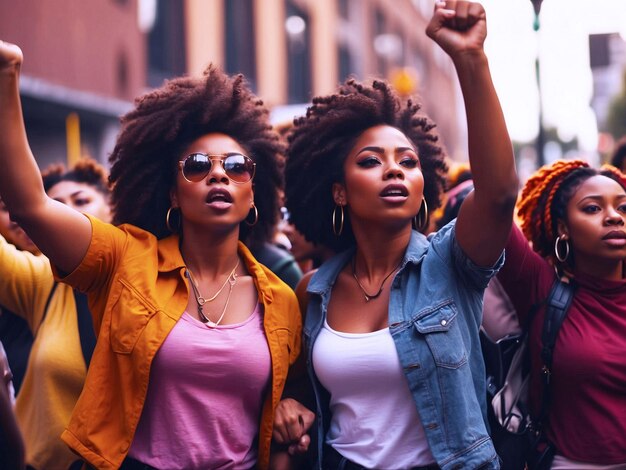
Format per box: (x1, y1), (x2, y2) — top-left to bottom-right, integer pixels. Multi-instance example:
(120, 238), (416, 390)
(0, 160), (110, 470)
(0, 41), (301, 470)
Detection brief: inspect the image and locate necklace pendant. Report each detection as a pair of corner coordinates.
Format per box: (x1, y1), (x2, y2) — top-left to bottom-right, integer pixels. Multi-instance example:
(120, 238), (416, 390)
(206, 320), (218, 328)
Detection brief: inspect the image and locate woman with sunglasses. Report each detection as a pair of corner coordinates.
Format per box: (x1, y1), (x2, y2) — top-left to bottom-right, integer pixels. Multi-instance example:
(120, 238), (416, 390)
(0, 39), (301, 470)
(275, 2), (518, 468)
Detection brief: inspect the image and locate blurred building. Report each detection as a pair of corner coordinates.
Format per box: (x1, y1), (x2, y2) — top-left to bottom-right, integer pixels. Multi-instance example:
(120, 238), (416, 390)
(0, 0), (145, 167)
(0, 0), (465, 168)
(589, 32), (626, 131)
(187, 0), (466, 159)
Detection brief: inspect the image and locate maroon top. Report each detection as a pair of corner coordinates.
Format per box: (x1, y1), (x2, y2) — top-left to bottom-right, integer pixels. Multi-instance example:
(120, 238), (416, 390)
(498, 225), (626, 464)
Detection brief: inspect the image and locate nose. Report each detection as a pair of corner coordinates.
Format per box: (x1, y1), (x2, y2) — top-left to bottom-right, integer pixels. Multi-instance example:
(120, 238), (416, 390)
(207, 159), (229, 184)
(605, 207), (625, 226)
(383, 160), (405, 180)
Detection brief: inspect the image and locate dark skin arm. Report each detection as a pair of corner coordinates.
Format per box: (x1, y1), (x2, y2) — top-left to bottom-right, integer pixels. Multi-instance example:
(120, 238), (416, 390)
(271, 271), (316, 462)
(426, 1), (518, 267)
(0, 40), (92, 275)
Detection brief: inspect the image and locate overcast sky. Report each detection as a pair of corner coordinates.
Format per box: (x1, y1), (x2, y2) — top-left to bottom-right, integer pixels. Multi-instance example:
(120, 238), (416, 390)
(480, 0), (626, 156)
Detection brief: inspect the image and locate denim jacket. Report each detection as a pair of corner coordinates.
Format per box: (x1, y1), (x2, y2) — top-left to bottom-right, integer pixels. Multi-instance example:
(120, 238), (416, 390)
(304, 223), (502, 470)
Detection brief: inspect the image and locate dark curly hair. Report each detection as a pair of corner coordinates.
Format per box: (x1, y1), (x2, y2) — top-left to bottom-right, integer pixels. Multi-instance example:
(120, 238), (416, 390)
(517, 159), (626, 268)
(109, 65), (284, 243)
(285, 78), (447, 252)
(42, 158), (111, 196)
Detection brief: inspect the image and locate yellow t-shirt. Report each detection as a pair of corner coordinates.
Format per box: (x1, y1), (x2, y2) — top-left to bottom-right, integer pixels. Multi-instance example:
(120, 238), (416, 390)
(0, 235), (85, 470)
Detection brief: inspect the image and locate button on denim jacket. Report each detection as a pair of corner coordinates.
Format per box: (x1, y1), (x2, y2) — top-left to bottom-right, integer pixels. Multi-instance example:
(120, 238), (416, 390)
(304, 223), (502, 470)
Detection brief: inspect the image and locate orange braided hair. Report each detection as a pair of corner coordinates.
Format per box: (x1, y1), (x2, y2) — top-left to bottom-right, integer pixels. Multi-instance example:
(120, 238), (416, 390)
(600, 163), (626, 187)
(516, 160), (589, 259)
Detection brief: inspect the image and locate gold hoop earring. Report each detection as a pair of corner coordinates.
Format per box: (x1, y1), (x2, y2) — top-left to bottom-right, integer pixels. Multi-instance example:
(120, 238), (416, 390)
(414, 198), (429, 232)
(554, 235), (570, 262)
(166, 207), (181, 233)
(332, 204), (344, 236)
(245, 204), (259, 227)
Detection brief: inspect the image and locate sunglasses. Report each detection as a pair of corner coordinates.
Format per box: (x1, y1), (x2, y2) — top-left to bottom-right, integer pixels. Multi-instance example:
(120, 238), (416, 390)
(179, 153), (256, 184)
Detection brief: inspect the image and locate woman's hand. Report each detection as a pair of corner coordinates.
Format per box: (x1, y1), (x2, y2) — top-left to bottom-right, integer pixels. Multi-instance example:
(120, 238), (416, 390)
(0, 40), (23, 74)
(426, 1), (487, 62)
(273, 398), (315, 455)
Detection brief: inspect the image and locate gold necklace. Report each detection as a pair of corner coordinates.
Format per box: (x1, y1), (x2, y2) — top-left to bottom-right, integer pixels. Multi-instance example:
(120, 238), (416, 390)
(185, 259), (239, 326)
(351, 256), (402, 302)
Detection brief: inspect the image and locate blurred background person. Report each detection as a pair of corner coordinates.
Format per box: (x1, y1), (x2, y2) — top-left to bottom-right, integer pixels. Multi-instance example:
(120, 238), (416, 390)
(0, 159), (109, 470)
(0, 340), (25, 470)
(247, 207), (304, 290)
(282, 220), (335, 275)
(0, 197), (40, 395)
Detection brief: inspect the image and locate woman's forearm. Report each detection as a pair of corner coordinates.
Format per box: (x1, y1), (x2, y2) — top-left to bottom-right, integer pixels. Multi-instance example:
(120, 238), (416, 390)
(0, 61), (49, 221)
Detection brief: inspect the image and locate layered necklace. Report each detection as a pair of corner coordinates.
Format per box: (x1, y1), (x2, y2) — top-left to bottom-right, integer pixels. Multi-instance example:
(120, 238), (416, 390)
(185, 259), (240, 327)
(351, 256), (403, 302)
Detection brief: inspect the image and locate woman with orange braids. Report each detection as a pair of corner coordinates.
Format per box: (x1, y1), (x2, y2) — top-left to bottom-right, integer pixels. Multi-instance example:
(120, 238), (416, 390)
(0, 36), (300, 470)
(497, 159), (626, 469)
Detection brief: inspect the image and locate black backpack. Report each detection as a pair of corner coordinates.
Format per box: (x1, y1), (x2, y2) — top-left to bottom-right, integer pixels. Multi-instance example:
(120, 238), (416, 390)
(480, 278), (575, 470)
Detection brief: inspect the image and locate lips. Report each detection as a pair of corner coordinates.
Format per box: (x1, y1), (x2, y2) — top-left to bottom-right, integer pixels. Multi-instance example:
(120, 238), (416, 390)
(206, 188), (233, 204)
(379, 184), (409, 197)
(602, 230), (626, 240)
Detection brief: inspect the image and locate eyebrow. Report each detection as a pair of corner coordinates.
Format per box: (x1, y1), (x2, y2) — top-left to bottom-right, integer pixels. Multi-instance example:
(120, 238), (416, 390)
(356, 146), (417, 155)
(52, 190), (86, 202)
(578, 194), (626, 203)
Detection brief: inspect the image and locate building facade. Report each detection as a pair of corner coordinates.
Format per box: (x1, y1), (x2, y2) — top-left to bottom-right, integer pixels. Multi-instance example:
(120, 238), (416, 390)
(0, 0), (465, 167)
(0, 0), (145, 167)
(186, 0), (465, 159)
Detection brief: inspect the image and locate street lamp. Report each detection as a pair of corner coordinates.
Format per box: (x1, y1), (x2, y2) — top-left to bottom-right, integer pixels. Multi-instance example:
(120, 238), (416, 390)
(531, 0), (545, 167)
(530, 0), (543, 31)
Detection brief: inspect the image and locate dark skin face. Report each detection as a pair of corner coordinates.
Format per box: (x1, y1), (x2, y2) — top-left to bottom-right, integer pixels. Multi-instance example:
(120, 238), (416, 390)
(558, 175), (626, 280)
(47, 181), (111, 223)
(171, 133), (255, 236)
(332, 125), (424, 234)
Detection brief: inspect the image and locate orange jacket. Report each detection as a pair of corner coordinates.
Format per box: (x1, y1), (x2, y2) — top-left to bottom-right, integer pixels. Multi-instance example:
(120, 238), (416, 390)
(58, 216), (301, 469)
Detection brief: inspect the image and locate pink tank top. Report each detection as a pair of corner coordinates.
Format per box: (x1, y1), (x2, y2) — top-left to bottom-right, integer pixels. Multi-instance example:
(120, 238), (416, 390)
(128, 304), (271, 469)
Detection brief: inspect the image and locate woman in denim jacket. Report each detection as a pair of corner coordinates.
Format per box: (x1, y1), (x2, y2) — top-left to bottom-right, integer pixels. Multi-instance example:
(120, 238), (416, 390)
(273, 2), (518, 469)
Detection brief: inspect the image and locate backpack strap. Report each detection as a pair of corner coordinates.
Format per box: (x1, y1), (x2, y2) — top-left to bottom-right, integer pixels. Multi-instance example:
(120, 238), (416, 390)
(44, 283), (96, 367)
(535, 278), (575, 429)
(73, 290), (96, 368)
(540, 279), (575, 381)
(40, 282), (59, 326)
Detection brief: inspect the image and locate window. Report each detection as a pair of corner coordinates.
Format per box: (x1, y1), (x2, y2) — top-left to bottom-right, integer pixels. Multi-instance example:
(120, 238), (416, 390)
(147, 0), (186, 87)
(286, 1), (311, 103)
(338, 45), (353, 82)
(225, 0), (257, 90)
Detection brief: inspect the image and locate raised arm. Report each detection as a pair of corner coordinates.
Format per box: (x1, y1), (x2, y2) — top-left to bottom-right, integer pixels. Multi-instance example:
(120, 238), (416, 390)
(0, 40), (91, 274)
(426, 1), (518, 266)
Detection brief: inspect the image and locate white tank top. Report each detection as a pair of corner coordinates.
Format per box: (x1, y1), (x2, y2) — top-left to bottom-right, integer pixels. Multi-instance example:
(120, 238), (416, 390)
(313, 319), (436, 469)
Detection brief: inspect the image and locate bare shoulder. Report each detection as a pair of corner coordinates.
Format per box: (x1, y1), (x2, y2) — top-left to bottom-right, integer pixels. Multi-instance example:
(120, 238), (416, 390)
(295, 270), (316, 314)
